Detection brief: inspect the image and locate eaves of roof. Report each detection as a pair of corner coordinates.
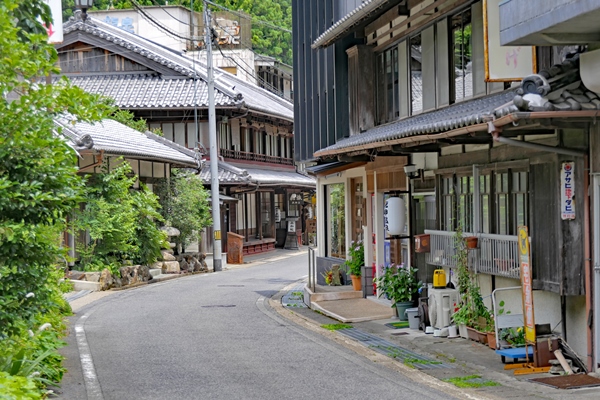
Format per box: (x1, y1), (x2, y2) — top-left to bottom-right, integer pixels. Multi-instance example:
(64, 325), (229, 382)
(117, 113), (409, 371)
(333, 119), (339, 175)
(56, 118), (199, 168)
(312, 0), (393, 49)
(315, 90), (517, 157)
(315, 53), (600, 159)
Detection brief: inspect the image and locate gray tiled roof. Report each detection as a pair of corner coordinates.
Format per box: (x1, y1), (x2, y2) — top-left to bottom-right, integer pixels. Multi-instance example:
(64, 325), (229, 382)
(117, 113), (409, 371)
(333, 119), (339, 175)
(503, 53), (600, 113)
(315, 89), (517, 156)
(68, 73), (235, 109)
(61, 17), (293, 121)
(198, 160), (251, 185)
(57, 118), (200, 168)
(244, 167), (316, 187)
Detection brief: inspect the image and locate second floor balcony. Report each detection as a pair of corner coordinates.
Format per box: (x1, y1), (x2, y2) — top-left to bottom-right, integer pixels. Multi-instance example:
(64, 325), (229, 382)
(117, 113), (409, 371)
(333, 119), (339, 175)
(220, 148), (294, 166)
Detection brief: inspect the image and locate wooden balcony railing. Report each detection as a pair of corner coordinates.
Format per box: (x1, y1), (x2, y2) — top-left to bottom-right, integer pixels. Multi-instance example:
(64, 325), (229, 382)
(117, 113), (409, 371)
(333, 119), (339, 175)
(424, 229), (521, 280)
(220, 148), (293, 165)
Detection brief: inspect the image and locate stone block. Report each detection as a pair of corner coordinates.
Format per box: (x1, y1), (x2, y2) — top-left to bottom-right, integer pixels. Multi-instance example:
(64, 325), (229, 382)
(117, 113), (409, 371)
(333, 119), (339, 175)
(162, 261), (180, 273)
(151, 261), (163, 270)
(149, 268), (162, 277)
(99, 268), (114, 291)
(85, 272), (100, 282)
(70, 279), (101, 292)
(67, 270), (85, 281)
(161, 251), (176, 261)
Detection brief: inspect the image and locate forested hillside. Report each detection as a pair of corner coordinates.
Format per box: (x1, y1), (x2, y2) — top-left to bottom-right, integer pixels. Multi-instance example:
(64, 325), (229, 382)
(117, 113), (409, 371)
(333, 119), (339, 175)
(61, 0), (292, 65)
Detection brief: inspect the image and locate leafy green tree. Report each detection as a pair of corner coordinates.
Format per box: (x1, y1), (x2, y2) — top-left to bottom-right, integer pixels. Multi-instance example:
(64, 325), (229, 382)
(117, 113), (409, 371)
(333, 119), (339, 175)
(156, 169), (212, 251)
(110, 109), (148, 132)
(75, 161), (168, 271)
(0, 0), (113, 337)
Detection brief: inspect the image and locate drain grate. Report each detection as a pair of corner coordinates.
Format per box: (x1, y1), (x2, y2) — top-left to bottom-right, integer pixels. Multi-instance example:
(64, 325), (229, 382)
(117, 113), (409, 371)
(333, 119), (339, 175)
(338, 328), (452, 370)
(282, 285), (308, 309)
(201, 305), (236, 308)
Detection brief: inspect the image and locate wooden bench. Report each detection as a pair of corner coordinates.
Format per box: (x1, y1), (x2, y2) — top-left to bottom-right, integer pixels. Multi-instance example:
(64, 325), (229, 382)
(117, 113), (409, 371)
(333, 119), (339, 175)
(243, 238), (276, 255)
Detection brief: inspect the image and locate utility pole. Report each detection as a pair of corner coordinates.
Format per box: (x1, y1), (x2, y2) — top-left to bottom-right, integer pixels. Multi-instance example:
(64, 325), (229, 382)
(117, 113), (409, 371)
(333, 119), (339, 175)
(204, 1), (222, 272)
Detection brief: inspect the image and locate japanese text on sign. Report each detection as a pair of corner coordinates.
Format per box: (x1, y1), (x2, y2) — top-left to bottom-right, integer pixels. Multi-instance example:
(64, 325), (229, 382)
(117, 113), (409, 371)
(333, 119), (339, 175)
(561, 162), (575, 220)
(518, 226), (536, 344)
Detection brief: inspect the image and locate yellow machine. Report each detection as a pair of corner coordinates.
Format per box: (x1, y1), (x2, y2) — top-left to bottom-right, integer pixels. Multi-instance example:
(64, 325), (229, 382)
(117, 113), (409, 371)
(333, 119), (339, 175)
(433, 269), (446, 288)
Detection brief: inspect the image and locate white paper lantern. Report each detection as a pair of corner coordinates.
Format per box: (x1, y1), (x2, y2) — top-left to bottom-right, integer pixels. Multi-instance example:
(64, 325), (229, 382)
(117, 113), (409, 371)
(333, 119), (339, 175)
(384, 197), (406, 236)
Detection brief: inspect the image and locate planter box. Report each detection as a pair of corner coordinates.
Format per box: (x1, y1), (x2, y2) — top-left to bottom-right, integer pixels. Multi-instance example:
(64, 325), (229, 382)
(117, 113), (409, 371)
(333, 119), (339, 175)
(487, 332), (497, 349)
(466, 326), (479, 342)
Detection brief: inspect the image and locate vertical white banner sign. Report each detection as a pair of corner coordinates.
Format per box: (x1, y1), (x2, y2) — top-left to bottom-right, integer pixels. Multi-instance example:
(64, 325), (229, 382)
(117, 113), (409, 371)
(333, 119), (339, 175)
(561, 162), (575, 220)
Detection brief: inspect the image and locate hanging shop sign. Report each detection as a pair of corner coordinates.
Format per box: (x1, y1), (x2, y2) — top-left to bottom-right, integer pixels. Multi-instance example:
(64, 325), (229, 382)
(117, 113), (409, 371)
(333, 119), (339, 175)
(518, 226), (536, 344)
(560, 162), (575, 220)
(483, 0), (536, 81)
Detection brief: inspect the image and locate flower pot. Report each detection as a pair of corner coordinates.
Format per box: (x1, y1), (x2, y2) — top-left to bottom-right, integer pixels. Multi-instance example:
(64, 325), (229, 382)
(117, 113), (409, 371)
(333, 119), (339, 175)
(476, 330), (488, 345)
(458, 324), (469, 339)
(395, 301), (414, 322)
(466, 326), (479, 342)
(487, 331), (497, 349)
(466, 236), (478, 249)
(350, 274), (362, 291)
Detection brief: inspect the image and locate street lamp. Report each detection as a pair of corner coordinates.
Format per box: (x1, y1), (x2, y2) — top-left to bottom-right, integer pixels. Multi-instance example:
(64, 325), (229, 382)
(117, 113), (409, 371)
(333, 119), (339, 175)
(74, 0), (94, 22)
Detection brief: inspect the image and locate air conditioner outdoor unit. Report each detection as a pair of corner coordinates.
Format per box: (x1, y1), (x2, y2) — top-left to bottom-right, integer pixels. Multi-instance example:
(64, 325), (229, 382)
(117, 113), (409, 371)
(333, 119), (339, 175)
(428, 288), (459, 329)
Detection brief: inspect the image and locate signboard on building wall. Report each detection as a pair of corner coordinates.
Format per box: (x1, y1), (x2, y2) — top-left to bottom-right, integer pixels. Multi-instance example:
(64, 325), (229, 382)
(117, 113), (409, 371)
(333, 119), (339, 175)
(518, 226), (536, 344)
(483, 0), (536, 81)
(561, 162), (576, 220)
(44, 0), (63, 43)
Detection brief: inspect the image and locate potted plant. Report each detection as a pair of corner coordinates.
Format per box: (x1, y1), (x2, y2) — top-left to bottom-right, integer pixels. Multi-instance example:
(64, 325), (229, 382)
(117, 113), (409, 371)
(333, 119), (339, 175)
(375, 263), (422, 321)
(344, 240), (364, 291)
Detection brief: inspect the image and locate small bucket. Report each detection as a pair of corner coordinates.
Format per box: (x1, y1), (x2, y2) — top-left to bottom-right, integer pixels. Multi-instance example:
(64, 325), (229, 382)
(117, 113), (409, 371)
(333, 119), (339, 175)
(405, 307), (419, 330)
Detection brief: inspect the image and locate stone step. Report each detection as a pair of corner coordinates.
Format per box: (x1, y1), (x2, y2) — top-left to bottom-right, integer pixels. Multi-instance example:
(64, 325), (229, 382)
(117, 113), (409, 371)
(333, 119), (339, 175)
(149, 268), (162, 277)
(70, 280), (101, 292)
(309, 290), (363, 302)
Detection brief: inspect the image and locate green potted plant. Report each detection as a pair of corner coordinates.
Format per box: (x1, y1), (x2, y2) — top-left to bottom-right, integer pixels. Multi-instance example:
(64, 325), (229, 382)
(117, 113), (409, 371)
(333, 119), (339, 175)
(344, 240), (364, 291)
(375, 263), (422, 321)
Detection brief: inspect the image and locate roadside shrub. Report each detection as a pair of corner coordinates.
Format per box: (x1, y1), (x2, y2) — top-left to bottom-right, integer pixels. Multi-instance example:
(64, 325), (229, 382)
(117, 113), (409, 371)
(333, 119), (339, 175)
(156, 169), (212, 251)
(75, 160), (168, 270)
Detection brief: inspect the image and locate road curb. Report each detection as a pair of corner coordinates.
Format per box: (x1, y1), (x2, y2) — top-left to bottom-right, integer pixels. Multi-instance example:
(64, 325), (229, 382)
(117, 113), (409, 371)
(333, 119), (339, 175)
(269, 282), (500, 400)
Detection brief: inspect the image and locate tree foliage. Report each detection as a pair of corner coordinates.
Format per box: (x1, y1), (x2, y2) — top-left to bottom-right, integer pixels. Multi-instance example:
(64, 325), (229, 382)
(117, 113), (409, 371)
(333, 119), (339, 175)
(75, 161), (168, 272)
(0, 0), (113, 337)
(156, 169), (212, 250)
(0, 0), (112, 395)
(72, 0), (293, 65)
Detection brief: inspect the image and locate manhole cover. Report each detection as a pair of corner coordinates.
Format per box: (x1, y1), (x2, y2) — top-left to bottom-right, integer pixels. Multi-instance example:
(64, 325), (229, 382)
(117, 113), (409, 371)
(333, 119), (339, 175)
(530, 374), (600, 389)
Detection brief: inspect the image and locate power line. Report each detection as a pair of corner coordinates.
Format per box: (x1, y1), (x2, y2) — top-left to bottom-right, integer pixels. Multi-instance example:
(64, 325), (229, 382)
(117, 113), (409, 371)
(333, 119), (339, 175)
(204, 0), (291, 33)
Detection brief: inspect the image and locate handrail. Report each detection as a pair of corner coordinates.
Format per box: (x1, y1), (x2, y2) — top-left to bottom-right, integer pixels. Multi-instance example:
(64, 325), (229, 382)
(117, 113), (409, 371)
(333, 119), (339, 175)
(220, 148), (294, 165)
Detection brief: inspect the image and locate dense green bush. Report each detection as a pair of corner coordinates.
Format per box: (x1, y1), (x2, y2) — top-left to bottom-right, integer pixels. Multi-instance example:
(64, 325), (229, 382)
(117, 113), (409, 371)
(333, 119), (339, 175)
(75, 161), (168, 271)
(0, 0), (113, 397)
(156, 169), (212, 251)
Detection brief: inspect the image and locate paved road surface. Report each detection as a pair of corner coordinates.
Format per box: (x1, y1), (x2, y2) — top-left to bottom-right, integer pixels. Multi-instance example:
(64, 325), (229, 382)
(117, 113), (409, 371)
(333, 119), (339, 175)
(58, 253), (458, 400)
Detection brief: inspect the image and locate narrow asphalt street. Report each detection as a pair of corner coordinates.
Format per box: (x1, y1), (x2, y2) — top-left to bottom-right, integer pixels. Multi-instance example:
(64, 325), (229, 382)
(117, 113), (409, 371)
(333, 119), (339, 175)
(57, 252), (458, 400)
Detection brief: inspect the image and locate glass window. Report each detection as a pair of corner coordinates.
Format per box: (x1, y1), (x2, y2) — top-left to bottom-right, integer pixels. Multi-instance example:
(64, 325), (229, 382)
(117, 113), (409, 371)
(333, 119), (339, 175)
(260, 192), (273, 238)
(458, 176), (474, 232)
(451, 9), (472, 102)
(327, 183), (345, 258)
(441, 176), (455, 231)
(480, 174), (491, 234)
(376, 46), (400, 124)
(495, 172), (509, 235)
(410, 34), (422, 114)
(512, 171), (529, 230)
(438, 170), (528, 236)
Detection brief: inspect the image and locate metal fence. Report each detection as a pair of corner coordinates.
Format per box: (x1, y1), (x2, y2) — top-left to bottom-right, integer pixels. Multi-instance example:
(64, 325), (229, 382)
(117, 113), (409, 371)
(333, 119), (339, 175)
(425, 230), (521, 280)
